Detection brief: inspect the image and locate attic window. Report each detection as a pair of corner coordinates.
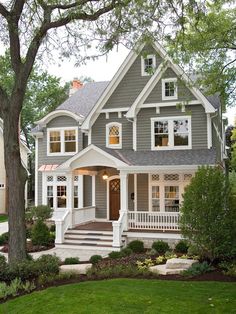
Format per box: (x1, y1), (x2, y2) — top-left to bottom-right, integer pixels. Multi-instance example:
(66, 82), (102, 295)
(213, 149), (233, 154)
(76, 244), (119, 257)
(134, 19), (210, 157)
(141, 55), (156, 76)
(162, 78), (178, 100)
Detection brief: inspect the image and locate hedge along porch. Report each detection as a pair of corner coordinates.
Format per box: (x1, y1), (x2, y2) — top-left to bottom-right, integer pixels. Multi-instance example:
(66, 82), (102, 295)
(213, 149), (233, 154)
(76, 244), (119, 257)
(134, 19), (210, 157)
(39, 145), (200, 249)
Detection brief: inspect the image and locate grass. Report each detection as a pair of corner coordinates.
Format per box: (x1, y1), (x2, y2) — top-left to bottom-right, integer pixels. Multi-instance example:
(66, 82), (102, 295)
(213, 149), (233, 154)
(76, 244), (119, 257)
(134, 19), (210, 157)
(0, 215), (7, 223)
(0, 279), (235, 314)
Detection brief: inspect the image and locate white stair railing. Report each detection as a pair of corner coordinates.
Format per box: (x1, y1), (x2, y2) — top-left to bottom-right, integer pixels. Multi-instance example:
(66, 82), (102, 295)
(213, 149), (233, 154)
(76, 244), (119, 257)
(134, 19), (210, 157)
(128, 211), (180, 231)
(112, 210), (127, 248)
(55, 210), (70, 244)
(73, 206), (96, 226)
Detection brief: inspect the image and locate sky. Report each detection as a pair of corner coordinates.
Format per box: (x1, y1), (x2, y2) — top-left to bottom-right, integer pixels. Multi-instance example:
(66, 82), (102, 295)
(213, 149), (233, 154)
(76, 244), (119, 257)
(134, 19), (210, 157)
(46, 45), (236, 126)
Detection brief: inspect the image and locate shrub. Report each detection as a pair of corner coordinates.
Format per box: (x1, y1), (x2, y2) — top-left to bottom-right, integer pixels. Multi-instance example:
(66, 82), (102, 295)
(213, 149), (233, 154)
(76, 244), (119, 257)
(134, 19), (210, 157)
(31, 205), (53, 221)
(175, 240), (189, 254)
(128, 240), (144, 253)
(36, 254), (60, 276)
(31, 220), (50, 246)
(164, 251), (177, 260)
(108, 251), (122, 259)
(120, 247), (132, 257)
(64, 257), (80, 265)
(219, 261), (236, 277)
(0, 232), (9, 245)
(89, 255), (103, 265)
(50, 224), (56, 232)
(182, 262), (214, 277)
(181, 166), (236, 261)
(26, 227), (32, 239)
(152, 241), (170, 255)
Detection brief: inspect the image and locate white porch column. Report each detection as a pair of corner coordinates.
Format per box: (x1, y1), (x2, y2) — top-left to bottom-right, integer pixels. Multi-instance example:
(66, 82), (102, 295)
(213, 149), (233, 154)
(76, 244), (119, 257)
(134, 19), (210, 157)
(92, 175), (96, 207)
(67, 173), (74, 228)
(78, 175), (84, 208)
(120, 171), (128, 231)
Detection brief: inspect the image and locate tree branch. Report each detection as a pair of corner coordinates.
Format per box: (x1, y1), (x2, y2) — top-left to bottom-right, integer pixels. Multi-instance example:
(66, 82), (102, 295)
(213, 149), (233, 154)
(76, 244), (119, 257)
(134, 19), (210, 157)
(0, 3), (9, 18)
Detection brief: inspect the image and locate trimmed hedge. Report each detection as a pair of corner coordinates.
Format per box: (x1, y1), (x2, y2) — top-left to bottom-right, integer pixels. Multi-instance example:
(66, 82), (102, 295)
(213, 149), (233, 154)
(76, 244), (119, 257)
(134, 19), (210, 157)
(128, 240), (144, 253)
(152, 241), (170, 255)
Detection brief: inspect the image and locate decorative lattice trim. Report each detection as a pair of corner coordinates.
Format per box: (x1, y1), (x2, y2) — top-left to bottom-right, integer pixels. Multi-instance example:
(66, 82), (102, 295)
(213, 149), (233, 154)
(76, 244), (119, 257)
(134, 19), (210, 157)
(164, 174), (179, 181)
(184, 174), (193, 181)
(151, 174), (160, 181)
(57, 176), (67, 182)
(47, 176), (53, 182)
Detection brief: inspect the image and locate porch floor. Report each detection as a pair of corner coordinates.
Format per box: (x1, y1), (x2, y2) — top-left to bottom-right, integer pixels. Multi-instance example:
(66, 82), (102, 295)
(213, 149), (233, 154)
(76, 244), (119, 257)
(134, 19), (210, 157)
(73, 222), (113, 231)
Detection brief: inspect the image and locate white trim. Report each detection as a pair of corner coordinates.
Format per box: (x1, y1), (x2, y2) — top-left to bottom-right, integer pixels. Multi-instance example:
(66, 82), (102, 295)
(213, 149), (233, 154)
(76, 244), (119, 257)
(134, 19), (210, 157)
(106, 122), (122, 149)
(47, 127), (78, 156)
(81, 43), (145, 131)
(92, 175), (96, 207)
(35, 110), (83, 127)
(88, 129), (92, 145)
(126, 62), (168, 118)
(140, 100), (201, 109)
(141, 54), (156, 76)
(207, 113), (212, 149)
(35, 137), (39, 206)
(162, 78), (178, 101)
(100, 107), (129, 113)
(105, 112), (109, 119)
(120, 172), (128, 211)
(58, 144), (128, 170)
(107, 175), (120, 220)
(133, 117), (137, 151)
(78, 175), (84, 208)
(151, 116), (192, 150)
(119, 165), (210, 173)
(124, 231), (182, 240)
(134, 173), (137, 211)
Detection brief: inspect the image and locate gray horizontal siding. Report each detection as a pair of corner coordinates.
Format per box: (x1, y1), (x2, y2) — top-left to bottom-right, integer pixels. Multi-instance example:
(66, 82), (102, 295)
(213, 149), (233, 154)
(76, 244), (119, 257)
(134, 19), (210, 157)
(92, 112), (133, 149)
(137, 174), (149, 211)
(137, 105), (207, 151)
(145, 67), (196, 103)
(128, 174), (134, 211)
(84, 175), (92, 207)
(103, 46), (163, 109)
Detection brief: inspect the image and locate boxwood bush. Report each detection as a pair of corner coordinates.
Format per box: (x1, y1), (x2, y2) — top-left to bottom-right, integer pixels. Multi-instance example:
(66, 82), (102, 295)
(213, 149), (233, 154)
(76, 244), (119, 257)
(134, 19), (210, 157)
(175, 240), (189, 254)
(64, 257), (80, 265)
(31, 220), (50, 246)
(89, 255), (103, 265)
(152, 241), (170, 255)
(128, 240), (144, 253)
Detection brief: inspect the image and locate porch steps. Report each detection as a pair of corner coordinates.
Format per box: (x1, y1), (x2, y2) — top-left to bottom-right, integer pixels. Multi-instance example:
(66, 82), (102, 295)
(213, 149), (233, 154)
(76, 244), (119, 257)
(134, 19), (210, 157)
(56, 228), (126, 252)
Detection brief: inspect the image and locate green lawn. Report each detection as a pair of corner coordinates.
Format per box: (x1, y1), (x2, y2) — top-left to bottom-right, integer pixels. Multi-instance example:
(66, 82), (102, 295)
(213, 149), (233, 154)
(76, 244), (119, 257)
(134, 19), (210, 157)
(0, 215), (7, 223)
(0, 279), (235, 314)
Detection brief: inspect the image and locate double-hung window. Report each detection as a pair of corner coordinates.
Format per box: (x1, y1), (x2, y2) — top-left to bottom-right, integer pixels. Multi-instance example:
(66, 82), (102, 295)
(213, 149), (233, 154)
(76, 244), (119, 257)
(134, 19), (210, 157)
(162, 78), (177, 100)
(106, 122), (122, 149)
(141, 55), (156, 76)
(47, 127), (78, 155)
(151, 116), (191, 150)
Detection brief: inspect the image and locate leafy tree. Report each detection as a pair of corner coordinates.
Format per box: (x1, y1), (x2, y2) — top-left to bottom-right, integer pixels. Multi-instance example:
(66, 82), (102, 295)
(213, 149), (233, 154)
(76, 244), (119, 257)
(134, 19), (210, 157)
(167, 1), (236, 109)
(180, 166), (236, 261)
(231, 128), (236, 171)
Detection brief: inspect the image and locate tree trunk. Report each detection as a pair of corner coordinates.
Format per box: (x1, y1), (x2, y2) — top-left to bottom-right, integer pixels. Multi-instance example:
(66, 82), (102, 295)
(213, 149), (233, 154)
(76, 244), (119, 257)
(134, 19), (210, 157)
(3, 96), (28, 264)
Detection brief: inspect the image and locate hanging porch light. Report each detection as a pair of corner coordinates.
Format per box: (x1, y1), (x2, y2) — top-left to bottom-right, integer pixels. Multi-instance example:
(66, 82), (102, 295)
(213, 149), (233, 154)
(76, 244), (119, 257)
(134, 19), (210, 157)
(102, 170), (108, 180)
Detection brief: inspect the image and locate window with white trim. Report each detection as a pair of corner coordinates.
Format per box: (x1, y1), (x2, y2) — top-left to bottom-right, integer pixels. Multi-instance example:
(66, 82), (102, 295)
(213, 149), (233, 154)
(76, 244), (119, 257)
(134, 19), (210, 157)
(57, 186), (67, 208)
(106, 122), (122, 149)
(162, 78), (177, 100)
(164, 186), (179, 212)
(141, 55), (156, 76)
(47, 127), (78, 155)
(151, 116), (191, 150)
(74, 185), (79, 208)
(151, 186), (160, 211)
(0, 183), (5, 189)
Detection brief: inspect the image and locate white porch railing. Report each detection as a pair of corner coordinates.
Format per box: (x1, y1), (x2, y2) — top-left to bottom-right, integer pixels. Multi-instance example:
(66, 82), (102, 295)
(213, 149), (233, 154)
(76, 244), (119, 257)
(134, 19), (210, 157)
(128, 211), (180, 231)
(73, 206), (96, 226)
(112, 210), (127, 248)
(55, 210), (71, 244)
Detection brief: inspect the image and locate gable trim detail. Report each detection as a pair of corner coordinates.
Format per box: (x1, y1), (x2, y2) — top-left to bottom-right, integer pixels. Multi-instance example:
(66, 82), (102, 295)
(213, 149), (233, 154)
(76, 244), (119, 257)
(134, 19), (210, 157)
(35, 110), (83, 127)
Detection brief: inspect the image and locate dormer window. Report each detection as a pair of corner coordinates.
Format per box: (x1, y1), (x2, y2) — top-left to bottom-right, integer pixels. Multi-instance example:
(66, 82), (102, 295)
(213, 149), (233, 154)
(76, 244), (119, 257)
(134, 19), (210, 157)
(162, 78), (178, 100)
(141, 55), (156, 76)
(47, 127), (78, 156)
(106, 122), (122, 149)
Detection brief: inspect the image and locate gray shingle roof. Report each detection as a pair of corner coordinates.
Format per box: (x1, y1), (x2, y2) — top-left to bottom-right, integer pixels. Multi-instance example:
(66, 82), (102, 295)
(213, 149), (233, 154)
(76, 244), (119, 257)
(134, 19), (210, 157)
(57, 81), (109, 117)
(98, 146), (217, 166)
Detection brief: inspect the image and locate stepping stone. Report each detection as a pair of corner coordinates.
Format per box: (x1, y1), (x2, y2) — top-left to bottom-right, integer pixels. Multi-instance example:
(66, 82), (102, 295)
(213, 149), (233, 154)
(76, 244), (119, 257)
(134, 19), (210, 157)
(60, 263), (92, 275)
(150, 264), (184, 275)
(166, 258), (198, 270)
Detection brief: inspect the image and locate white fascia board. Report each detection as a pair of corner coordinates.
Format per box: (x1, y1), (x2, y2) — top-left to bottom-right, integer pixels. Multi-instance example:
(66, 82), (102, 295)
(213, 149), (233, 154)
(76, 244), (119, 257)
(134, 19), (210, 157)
(100, 107), (130, 113)
(118, 164), (216, 173)
(36, 110), (84, 127)
(20, 141), (31, 154)
(58, 144), (128, 170)
(81, 44), (145, 131)
(126, 62), (168, 118)
(29, 131), (43, 138)
(140, 100), (201, 108)
(152, 42), (216, 114)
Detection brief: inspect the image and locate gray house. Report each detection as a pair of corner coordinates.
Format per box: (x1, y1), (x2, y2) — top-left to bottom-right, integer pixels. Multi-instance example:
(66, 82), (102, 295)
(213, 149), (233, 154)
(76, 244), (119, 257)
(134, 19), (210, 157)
(32, 42), (225, 252)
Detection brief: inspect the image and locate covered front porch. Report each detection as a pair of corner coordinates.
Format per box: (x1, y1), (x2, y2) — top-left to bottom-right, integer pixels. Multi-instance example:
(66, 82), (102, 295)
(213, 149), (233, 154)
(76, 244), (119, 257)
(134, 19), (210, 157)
(40, 145), (196, 249)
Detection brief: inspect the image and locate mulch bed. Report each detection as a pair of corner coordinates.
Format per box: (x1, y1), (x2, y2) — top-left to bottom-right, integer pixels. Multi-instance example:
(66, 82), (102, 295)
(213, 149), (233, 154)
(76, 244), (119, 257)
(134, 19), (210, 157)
(0, 243), (55, 253)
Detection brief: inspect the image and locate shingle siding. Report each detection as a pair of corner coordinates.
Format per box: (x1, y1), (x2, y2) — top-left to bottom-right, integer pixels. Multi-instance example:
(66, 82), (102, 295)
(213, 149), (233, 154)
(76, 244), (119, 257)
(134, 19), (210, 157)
(92, 112), (133, 149)
(136, 105), (208, 151)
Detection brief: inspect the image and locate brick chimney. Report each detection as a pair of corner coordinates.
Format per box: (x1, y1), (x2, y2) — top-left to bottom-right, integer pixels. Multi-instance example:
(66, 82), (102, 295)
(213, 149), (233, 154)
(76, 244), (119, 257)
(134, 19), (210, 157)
(69, 78), (83, 96)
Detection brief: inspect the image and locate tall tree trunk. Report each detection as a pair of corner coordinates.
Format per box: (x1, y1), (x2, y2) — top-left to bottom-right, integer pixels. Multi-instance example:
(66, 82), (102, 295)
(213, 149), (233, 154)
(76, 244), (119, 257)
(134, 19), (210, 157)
(3, 95), (27, 264)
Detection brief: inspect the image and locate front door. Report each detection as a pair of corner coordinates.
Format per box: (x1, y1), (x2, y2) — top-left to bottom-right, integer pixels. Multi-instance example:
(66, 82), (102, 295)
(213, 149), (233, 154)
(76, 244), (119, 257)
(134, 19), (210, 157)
(109, 178), (120, 220)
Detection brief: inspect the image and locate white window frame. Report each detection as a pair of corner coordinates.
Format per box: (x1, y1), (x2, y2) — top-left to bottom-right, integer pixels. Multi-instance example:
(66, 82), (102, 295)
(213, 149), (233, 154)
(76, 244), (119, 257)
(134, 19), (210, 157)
(0, 183), (5, 189)
(162, 78), (178, 100)
(106, 122), (122, 149)
(141, 54), (156, 76)
(47, 127), (78, 156)
(151, 116), (192, 150)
